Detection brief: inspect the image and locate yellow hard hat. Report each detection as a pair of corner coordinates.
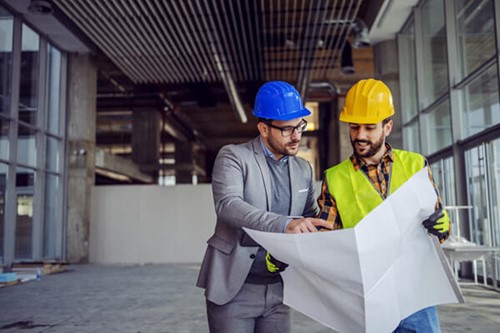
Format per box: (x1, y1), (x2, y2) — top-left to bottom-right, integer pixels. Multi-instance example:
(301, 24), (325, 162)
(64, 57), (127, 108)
(339, 78), (395, 124)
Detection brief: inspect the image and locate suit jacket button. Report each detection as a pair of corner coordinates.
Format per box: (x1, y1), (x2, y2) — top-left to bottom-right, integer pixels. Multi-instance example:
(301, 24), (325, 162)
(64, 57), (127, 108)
(250, 254), (256, 259)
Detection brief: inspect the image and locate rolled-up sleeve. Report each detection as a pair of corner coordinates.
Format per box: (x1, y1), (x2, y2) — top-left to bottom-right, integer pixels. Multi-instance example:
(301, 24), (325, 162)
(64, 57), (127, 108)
(317, 179), (343, 230)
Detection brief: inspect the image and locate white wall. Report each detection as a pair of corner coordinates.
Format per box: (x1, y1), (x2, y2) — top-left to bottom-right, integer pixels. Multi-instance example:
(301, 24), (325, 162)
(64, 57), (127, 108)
(89, 184), (216, 264)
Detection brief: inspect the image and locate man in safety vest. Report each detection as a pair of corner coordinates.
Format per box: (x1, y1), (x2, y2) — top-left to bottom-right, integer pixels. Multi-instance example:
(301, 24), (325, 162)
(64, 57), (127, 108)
(317, 78), (451, 332)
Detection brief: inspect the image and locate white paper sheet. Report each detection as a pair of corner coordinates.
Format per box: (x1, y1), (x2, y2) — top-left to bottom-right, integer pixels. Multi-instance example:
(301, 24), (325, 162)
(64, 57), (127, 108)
(244, 168), (464, 333)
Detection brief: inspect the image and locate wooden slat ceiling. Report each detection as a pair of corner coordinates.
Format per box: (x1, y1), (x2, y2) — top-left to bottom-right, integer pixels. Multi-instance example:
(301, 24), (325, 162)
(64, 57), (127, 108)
(50, 0), (374, 172)
(54, 0), (362, 90)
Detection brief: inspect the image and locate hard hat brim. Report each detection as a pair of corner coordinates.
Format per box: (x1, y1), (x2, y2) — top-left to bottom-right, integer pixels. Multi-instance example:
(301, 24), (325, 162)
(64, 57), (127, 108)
(253, 107), (311, 121)
(339, 108), (394, 124)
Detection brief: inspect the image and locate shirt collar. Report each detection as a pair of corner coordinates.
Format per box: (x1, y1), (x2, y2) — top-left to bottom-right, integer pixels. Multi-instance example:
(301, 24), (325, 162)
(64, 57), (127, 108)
(350, 143), (393, 171)
(260, 137), (289, 162)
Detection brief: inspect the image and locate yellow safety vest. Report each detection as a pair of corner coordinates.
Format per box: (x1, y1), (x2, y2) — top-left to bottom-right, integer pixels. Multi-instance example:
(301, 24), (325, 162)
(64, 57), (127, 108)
(325, 149), (425, 229)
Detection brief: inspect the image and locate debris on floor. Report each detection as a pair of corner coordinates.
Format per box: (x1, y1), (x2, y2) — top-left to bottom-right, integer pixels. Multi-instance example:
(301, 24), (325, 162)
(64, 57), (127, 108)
(0, 261), (70, 288)
(12, 261), (69, 275)
(0, 272), (20, 287)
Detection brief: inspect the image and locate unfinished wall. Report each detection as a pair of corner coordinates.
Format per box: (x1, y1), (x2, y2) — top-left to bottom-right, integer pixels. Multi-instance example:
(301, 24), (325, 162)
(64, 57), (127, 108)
(89, 184), (216, 264)
(89, 182), (323, 264)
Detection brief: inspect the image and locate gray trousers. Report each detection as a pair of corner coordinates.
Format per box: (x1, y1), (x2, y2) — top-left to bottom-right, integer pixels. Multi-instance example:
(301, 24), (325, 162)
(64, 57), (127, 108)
(206, 282), (291, 333)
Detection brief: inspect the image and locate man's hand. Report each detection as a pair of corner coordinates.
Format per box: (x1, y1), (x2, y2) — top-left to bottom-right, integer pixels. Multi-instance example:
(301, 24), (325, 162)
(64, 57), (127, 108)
(422, 209), (450, 238)
(285, 217), (333, 233)
(266, 252), (288, 273)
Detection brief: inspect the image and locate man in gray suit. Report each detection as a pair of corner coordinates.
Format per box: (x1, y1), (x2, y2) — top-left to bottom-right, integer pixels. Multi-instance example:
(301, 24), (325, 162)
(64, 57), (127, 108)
(197, 81), (332, 333)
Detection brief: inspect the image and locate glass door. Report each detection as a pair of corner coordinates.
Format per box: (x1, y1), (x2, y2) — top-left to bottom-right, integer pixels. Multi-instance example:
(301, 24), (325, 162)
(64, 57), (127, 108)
(0, 163), (6, 262)
(466, 144), (490, 245)
(465, 140), (500, 284)
(487, 139), (500, 281)
(14, 168), (35, 260)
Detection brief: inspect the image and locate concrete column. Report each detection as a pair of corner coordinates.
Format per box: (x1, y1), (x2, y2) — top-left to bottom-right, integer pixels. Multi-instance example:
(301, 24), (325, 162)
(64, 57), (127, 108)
(66, 53), (97, 263)
(337, 95), (352, 162)
(319, 100), (341, 173)
(131, 110), (161, 175)
(175, 141), (194, 184)
(373, 40), (402, 149)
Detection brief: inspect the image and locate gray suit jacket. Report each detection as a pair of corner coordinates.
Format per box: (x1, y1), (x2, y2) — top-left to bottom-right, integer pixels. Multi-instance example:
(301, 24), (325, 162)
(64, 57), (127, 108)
(196, 136), (319, 305)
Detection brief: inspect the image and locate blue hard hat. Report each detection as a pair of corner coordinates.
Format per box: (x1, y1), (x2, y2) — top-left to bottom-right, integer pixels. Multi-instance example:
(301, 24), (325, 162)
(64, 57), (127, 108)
(252, 81), (311, 121)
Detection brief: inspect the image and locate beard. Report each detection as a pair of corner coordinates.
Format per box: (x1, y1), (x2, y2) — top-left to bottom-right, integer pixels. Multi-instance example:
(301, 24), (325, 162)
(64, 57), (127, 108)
(267, 135), (301, 157)
(351, 135), (385, 159)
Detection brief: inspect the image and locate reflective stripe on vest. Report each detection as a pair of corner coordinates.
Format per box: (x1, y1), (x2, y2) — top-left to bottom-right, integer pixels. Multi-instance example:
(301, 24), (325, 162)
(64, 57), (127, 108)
(325, 149), (425, 229)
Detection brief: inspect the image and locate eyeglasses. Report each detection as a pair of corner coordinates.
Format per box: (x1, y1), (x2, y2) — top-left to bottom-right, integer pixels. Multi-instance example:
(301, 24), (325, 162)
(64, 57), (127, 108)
(265, 120), (308, 137)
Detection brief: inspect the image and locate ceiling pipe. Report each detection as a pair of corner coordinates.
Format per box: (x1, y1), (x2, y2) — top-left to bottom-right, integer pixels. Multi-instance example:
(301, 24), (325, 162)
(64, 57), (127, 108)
(213, 50), (248, 123)
(197, 0), (248, 124)
(223, 73), (248, 124)
(322, 18), (371, 49)
(308, 81), (340, 98)
(159, 94), (199, 142)
(341, 41), (355, 74)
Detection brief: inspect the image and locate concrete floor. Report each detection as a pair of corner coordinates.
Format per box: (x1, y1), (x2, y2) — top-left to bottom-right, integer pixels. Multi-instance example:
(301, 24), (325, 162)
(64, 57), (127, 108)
(0, 264), (499, 333)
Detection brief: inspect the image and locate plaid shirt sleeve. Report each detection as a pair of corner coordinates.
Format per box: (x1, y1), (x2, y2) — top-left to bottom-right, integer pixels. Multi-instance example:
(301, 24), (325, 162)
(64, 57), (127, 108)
(316, 179), (343, 230)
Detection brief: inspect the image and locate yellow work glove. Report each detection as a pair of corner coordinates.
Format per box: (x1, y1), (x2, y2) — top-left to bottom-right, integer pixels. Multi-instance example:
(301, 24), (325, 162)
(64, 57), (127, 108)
(422, 208), (450, 238)
(266, 252), (288, 273)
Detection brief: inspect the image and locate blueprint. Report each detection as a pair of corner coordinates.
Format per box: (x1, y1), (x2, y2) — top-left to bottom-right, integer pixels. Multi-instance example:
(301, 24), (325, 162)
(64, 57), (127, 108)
(244, 168), (464, 333)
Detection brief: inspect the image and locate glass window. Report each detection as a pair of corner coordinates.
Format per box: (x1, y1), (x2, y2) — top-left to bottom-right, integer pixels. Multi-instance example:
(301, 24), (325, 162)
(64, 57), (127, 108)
(461, 64), (500, 138)
(488, 139), (500, 288)
(43, 173), (59, 258)
(0, 116), (9, 160)
(455, 0), (495, 80)
(0, 162), (7, 259)
(466, 144), (488, 245)
(442, 156), (456, 206)
(0, 7), (13, 115)
(0, 7), (66, 263)
(46, 44), (61, 135)
(430, 156), (456, 206)
(19, 24), (39, 125)
(465, 140), (500, 281)
(488, 139), (500, 251)
(420, 0), (449, 108)
(45, 135), (60, 172)
(430, 157), (459, 235)
(15, 166), (35, 259)
(398, 20), (418, 122)
(425, 99), (452, 154)
(17, 123), (37, 166)
(402, 120), (420, 152)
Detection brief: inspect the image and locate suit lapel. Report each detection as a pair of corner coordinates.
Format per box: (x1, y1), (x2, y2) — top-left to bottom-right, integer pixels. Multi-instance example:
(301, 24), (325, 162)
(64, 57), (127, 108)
(252, 137), (272, 210)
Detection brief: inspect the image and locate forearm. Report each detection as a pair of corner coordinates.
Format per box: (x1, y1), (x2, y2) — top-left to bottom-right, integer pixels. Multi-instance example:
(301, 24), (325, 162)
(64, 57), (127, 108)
(215, 196), (288, 233)
(316, 179), (342, 229)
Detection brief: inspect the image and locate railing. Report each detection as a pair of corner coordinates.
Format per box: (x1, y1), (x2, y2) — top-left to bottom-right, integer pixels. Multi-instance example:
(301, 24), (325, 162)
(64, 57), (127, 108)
(443, 205), (500, 290)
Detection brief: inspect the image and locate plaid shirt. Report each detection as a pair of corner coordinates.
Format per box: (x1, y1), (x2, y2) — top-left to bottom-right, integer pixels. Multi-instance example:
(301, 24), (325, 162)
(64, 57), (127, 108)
(317, 144), (449, 242)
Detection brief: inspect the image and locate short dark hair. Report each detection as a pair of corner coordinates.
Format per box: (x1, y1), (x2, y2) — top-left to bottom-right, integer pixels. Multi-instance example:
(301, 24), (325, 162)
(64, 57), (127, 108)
(382, 117), (392, 126)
